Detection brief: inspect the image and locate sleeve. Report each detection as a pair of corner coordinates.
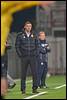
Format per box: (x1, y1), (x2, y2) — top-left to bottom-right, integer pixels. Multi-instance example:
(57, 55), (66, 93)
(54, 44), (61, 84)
(6, 41), (12, 49)
(6, 34), (13, 49)
(15, 34), (22, 57)
(45, 41), (51, 53)
(39, 46), (47, 54)
(37, 39), (47, 54)
(35, 34), (38, 49)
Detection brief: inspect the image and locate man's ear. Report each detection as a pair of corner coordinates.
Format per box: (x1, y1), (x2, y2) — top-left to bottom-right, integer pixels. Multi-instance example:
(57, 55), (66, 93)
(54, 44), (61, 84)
(38, 36), (40, 39)
(24, 26), (25, 29)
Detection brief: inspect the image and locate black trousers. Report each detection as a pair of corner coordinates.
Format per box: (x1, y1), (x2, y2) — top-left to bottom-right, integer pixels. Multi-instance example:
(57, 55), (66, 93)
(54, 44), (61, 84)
(1, 52), (8, 78)
(21, 56), (38, 91)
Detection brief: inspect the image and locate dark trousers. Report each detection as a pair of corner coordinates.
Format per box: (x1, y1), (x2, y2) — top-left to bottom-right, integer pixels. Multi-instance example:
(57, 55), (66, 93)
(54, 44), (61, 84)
(1, 52), (8, 78)
(21, 56), (38, 91)
(37, 61), (48, 86)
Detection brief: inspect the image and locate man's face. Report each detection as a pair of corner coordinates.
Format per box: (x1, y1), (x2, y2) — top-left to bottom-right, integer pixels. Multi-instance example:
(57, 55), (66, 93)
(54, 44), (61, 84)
(39, 32), (46, 40)
(24, 24), (32, 32)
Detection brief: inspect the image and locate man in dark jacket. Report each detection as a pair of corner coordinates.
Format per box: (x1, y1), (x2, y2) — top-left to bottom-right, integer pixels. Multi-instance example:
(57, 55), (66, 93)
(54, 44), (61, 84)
(37, 31), (51, 88)
(15, 21), (38, 94)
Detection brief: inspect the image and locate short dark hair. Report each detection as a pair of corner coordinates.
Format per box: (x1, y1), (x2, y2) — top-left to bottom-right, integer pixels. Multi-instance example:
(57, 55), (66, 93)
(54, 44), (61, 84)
(38, 31), (46, 36)
(24, 21), (32, 26)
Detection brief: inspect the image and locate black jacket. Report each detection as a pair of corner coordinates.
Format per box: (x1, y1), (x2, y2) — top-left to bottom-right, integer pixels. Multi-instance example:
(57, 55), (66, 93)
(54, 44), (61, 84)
(15, 30), (38, 57)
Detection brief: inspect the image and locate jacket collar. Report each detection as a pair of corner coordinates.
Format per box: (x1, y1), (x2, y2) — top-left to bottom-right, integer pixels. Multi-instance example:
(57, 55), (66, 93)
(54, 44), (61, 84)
(22, 29), (33, 37)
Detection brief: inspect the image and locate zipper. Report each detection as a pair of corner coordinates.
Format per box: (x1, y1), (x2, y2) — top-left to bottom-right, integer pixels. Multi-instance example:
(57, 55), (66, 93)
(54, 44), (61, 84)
(27, 37), (30, 56)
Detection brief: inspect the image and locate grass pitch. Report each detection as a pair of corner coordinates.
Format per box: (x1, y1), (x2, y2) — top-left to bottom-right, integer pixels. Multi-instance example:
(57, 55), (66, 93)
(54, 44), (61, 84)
(5, 75), (66, 99)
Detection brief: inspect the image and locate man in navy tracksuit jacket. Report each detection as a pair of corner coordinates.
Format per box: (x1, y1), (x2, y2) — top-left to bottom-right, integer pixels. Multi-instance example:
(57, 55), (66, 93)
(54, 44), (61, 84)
(37, 31), (51, 88)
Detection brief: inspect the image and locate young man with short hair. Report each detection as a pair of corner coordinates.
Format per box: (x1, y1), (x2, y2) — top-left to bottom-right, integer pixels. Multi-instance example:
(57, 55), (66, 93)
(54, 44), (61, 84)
(15, 21), (38, 94)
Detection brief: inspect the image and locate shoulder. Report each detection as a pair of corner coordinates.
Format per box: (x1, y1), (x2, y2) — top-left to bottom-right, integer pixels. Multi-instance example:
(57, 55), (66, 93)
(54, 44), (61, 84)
(17, 32), (22, 36)
(45, 40), (48, 44)
(16, 31), (25, 37)
(32, 30), (37, 36)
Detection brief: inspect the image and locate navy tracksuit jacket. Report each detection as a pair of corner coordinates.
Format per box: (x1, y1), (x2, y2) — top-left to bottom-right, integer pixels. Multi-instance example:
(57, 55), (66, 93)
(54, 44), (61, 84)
(37, 39), (50, 86)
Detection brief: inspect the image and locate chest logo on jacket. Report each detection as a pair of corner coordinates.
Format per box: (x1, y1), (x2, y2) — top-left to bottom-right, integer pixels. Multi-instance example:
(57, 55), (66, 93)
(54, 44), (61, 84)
(31, 34), (34, 38)
(22, 34), (26, 38)
(23, 36), (25, 38)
